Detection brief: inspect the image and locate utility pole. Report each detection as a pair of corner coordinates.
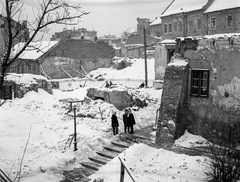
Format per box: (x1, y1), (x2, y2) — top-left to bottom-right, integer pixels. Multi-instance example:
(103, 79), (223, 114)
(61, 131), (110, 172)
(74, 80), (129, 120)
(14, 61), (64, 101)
(73, 106), (77, 151)
(143, 26), (148, 88)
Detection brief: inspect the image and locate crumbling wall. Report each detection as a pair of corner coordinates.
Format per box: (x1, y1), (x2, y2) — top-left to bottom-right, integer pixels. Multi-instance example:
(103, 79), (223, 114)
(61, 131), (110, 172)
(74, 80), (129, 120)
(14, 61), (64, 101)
(86, 88), (148, 110)
(185, 36), (240, 142)
(155, 59), (189, 147)
(156, 35), (240, 147)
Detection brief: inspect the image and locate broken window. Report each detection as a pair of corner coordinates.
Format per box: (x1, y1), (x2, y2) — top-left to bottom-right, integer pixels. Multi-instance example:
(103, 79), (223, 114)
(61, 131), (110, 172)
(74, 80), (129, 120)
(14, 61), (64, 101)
(191, 69), (209, 97)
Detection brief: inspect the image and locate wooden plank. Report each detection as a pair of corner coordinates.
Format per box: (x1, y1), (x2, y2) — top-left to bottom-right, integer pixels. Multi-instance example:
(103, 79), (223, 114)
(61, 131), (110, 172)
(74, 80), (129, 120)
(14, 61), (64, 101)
(103, 146), (125, 153)
(80, 162), (101, 171)
(96, 151), (118, 159)
(111, 140), (131, 148)
(88, 157), (110, 165)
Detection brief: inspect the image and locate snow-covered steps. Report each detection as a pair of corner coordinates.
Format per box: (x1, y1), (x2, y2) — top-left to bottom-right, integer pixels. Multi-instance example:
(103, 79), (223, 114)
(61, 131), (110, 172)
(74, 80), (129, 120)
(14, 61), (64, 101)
(61, 167), (93, 182)
(103, 145), (126, 153)
(89, 156), (110, 165)
(111, 140), (132, 148)
(96, 150), (118, 159)
(80, 162), (102, 171)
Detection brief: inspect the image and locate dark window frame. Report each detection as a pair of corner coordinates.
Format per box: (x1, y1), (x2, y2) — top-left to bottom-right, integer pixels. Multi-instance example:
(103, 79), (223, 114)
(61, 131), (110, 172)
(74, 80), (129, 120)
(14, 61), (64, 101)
(226, 14), (233, 27)
(210, 17), (216, 29)
(168, 23), (172, 33)
(164, 24), (168, 34)
(197, 17), (202, 30)
(190, 69), (210, 98)
(179, 19), (183, 32)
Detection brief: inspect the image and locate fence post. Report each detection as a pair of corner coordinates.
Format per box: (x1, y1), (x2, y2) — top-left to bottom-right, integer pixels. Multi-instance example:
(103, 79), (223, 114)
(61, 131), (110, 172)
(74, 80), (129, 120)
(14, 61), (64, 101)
(120, 162), (124, 182)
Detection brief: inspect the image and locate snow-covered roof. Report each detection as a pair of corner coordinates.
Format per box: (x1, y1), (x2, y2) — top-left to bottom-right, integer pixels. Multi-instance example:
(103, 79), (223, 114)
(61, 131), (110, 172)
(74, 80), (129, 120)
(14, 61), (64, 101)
(149, 17), (162, 26)
(11, 41), (59, 60)
(161, 0), (208, 17)
(160, 39), (176, 44)
(204, 0), (240, 13)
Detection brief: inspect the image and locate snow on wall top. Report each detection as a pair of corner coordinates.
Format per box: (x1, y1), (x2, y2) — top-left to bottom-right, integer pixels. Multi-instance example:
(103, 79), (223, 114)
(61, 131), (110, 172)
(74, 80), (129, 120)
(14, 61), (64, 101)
(11, 41), (59, 60)
(6, 73), (48, 85)
(149, 17), (162, 26)
(161, 0), (208, 17)
(204, 0), (240, 13)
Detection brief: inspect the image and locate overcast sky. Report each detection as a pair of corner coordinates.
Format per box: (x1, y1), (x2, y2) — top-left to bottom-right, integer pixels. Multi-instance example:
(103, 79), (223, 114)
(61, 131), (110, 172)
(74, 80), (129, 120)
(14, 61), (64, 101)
(1, 0), (172, 40)
(73, 0), (171, 37)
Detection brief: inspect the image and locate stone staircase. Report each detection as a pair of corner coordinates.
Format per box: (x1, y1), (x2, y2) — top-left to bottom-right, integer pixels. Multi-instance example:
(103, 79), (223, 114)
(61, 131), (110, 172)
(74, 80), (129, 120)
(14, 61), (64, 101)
(62, 138), (132, 182)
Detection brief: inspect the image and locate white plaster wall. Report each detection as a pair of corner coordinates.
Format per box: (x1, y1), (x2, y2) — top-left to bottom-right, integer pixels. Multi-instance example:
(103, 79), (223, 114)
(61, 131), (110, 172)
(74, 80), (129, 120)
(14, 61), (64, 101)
(155, 44), (168, 80)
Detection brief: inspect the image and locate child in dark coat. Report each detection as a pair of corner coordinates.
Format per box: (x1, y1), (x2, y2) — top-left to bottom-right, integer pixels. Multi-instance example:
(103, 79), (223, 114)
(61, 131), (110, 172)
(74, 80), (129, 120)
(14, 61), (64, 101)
(111, 111), (119, 135)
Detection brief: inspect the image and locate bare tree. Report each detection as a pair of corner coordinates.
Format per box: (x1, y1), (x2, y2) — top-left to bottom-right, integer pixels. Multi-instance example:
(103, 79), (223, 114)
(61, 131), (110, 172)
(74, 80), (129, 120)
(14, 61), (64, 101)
(0, 0), (89, 92)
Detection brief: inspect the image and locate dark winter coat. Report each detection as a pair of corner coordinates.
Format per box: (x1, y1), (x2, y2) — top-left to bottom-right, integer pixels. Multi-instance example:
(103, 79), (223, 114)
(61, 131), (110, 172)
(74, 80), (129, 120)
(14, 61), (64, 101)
(128, 113), (136, 126)
(123, 113), (128, 126)
(111, 114), (119, 127)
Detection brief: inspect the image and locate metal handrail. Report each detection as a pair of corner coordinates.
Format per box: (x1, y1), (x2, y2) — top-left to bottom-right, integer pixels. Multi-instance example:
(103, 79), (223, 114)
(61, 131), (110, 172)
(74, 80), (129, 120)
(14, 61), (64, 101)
(118, 156), (136, 182)
(0, 169), (12, 182)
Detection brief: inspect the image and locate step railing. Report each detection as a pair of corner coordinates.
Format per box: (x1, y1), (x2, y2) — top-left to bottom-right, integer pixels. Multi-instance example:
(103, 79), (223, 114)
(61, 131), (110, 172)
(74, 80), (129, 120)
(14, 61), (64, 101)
(0, 169), (12, 182)
(118, 156), (136, 182)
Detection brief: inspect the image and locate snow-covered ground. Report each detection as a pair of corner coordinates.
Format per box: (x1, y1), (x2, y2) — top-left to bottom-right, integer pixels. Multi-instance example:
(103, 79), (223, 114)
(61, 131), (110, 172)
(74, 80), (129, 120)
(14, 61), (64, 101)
(0, 57), (211, 182)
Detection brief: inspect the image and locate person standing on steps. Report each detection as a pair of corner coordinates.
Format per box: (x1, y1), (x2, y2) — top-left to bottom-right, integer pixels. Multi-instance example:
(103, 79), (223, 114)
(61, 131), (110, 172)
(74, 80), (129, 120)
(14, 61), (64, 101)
(128, 108), (136, 134)
(111, 111), (119, 135)
(123, 109), (129, 133)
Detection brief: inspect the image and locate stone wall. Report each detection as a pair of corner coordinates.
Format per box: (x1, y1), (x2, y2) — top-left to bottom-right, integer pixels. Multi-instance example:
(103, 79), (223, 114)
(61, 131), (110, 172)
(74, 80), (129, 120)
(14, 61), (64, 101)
(155, 59), (189, 147)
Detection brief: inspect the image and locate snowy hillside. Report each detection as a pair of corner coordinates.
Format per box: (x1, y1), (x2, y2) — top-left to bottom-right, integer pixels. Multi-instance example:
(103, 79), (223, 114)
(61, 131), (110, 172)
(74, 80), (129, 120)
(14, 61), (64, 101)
(0, 57), (211, 182)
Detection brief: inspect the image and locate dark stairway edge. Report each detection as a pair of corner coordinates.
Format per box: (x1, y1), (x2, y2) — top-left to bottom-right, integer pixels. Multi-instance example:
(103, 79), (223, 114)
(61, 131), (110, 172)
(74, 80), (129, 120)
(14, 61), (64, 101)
(96, 150), (117, 159)
(111, 140), (131, 148)
(103, 146), (125, 153)
(80, 162), (102, 171)
(132, 134), (154, 141)
(80, 176), (91, 182)
(88, 156), (110, 165)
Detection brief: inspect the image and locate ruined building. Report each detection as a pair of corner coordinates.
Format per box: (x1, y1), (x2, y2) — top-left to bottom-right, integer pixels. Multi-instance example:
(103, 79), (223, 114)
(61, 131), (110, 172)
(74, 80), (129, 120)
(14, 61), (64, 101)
(156, 34), (240, 147)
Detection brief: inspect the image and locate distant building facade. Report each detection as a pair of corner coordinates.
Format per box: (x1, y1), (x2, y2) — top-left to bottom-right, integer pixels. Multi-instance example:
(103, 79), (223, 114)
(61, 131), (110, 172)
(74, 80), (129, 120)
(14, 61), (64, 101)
(154, 0), (240, 81)
(137, 18), (150, 35)
(0, 15), (29, 55)
(149, 17), (162, 37)
(160, 0), (240, 40)
(51, 27), (97, 41)
(204, 0), (240, 35)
